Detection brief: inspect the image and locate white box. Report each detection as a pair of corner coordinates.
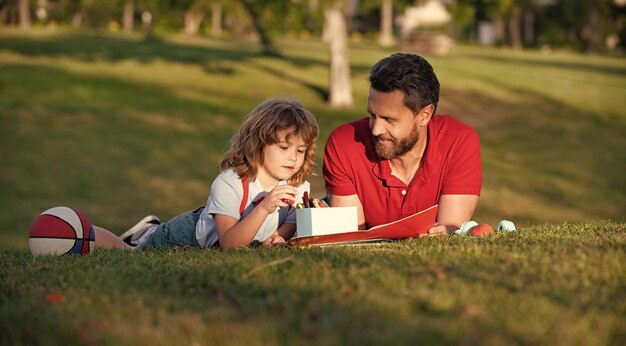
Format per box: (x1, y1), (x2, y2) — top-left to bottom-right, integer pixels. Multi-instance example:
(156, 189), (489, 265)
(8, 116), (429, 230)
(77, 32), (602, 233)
(295, 207), (358, 237)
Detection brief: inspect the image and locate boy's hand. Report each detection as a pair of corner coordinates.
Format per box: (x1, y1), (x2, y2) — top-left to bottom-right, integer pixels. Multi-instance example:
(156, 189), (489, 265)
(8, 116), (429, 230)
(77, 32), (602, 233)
(263, 234), (286, 248)
(257, 185), (297, 214)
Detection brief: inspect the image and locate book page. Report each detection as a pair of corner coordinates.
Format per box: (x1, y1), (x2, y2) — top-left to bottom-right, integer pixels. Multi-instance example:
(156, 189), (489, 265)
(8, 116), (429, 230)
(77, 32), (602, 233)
(367, 204), (439, 238)
(290, 205), (438, 247)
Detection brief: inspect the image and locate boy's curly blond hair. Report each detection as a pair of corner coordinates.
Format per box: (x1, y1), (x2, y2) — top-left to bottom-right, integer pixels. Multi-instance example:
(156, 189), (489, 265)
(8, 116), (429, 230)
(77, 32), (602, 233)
(221, 98), (319, 186)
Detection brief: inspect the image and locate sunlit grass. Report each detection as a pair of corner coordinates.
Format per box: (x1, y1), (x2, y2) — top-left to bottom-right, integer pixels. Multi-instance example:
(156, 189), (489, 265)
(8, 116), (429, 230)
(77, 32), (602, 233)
(1, 222), (624, 344)
(0, 28), (625, 250)
(1, 28), (624, 345)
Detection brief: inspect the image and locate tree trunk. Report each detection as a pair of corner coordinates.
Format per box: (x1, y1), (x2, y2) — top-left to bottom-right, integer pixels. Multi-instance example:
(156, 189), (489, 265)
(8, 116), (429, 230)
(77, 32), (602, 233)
(523, 11), (534, 46)
(322, 12), (330, 43)
(379, 0), (395, 47)
(508, 7), (522, 50)
(494, 16), (505, 45)
(240, 0), (278, 55)
(325, 6), (353, 108)
(344, 0), (359, 33)
(211, 2), (222, 38)
(18, 0), (31, 29)
(123, 0), (134, 34)
(72, 12), (83, 28)
(586, 0), (599, 53)
(184, 9), (205, 35)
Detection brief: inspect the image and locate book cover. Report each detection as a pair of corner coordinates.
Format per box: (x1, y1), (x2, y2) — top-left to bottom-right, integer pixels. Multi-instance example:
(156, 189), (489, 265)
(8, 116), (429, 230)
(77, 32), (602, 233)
(289, 204), (438, 247)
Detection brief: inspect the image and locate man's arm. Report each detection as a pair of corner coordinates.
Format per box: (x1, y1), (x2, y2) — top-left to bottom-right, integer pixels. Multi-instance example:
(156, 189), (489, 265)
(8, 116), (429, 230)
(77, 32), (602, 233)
(327, 193), (367, 230)
(425, 194), (479, 236)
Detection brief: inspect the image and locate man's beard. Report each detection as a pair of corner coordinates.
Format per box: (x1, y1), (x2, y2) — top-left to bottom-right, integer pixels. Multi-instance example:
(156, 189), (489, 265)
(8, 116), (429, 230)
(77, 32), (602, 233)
(372, 125), (420, 159)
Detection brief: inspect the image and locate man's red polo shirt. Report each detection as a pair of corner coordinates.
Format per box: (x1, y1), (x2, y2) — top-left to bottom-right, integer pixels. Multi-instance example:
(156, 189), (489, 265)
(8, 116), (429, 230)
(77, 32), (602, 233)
(323, 115), (482, 228)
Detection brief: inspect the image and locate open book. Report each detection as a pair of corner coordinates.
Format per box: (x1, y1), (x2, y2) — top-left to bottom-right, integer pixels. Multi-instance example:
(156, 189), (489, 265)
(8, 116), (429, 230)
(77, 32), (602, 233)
(289, 204), (438, 247)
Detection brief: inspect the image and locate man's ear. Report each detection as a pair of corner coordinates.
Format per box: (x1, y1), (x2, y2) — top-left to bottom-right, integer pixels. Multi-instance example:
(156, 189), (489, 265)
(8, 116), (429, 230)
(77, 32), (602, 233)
(418, 104), (435, 126)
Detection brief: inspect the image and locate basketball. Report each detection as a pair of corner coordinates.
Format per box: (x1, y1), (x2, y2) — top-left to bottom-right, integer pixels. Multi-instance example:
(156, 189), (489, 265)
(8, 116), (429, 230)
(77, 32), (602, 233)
(28, 206), (95, 256)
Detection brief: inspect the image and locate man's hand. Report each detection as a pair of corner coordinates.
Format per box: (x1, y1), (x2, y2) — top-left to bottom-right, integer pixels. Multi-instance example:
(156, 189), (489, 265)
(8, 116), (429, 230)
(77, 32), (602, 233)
(421, 194), (479, 237)
(421, 224), (451, 237)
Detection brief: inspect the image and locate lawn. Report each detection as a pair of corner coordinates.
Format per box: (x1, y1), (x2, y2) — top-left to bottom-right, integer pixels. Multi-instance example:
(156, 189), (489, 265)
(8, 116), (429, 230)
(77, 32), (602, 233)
(1, 222), (625, 345)
(1, 29), (624, 248)
(0, 28), (625, 344)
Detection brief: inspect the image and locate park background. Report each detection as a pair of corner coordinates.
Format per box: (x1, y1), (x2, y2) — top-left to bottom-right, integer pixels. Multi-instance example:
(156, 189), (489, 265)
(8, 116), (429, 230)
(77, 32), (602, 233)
(1, 1), (625, 345)
(1, 0), (624, 247)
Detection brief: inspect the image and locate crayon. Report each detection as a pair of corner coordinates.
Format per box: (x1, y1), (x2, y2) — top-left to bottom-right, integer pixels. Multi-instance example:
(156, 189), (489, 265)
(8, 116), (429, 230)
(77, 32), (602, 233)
(312, 199), (320, 208)
(303, 191), (310, 208)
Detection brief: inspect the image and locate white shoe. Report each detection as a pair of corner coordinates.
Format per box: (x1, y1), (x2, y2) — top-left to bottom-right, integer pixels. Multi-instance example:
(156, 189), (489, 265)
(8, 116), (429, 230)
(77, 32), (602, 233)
(119, 215), (161, 245)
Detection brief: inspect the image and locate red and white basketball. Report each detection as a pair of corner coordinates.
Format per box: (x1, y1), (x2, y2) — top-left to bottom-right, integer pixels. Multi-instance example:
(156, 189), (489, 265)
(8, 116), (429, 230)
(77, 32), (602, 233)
(28, 206), (95, 256)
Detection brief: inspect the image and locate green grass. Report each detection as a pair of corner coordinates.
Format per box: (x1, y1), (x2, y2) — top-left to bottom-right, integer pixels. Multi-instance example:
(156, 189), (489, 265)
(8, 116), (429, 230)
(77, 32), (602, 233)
(0, 28), (625, 344)
(1, 29), (625, 249)
(1, 222), (625, 345)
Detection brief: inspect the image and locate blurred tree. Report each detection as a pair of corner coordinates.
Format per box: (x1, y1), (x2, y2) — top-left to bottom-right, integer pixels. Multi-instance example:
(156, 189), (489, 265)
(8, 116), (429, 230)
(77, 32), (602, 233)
(454, 0), (624, 52)
(18, 0), (30, 28)
(123, 0), (133, 33)
(535, 0), (621, 52)
(68, 0), (118, 28)
(235, 1), (316, 53)
(579, 0), (617, 53)
(449, 0), (476, 40)
(343, 0), (359, 33)
(211, 0), (221, 37)
(478, 0), (523, 48)
(34, 0), (50, 24)
(379, 0), (394, 46)
(359, 0), (414, 47)
(239, 0), (279, 54)
(2, 0), (621, 53)
(180, 0), (232, 37)
(0, 0), (17, 25)
(183, 0), (208, 35)
(324, 0), (353, 107)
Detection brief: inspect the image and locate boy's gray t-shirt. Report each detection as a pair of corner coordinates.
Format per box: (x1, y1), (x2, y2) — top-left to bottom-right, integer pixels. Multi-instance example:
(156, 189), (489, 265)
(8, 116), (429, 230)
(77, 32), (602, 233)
(195, 169), (310, 247)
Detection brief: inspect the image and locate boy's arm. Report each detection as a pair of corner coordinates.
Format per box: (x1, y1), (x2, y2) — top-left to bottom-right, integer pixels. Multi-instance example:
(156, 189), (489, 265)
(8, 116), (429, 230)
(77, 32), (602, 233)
(262, 223), (296, 247)
(275, 223), (296, 240)
(214, 206), (271, 249)
(216, 184), (297, 249)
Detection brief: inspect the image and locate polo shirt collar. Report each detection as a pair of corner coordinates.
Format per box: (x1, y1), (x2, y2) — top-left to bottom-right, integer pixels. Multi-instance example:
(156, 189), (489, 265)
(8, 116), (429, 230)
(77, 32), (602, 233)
(372, 158), (406, 187)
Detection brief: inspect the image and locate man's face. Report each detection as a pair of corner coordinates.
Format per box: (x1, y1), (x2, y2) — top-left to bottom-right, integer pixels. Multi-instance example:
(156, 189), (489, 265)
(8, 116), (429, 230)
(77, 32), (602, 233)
(367, 89), (421, 160)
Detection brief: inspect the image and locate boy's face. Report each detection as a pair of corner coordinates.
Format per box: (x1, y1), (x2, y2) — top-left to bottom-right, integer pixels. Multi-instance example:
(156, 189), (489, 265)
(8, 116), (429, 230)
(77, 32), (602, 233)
(258, 127), (307, 186)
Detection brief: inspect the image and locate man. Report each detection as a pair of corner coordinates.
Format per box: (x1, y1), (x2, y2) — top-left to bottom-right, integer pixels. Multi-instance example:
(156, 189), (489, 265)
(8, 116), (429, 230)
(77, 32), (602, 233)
(323, 53), (481, 236)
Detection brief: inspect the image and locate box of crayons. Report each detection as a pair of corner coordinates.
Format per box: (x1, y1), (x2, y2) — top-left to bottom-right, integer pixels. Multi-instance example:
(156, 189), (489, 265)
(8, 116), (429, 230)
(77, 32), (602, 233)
(295, 193), (358, 237)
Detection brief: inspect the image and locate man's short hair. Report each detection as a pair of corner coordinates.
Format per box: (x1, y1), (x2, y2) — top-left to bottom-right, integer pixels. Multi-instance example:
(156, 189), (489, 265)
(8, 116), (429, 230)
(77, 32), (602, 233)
(368, 53), (440, 114)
